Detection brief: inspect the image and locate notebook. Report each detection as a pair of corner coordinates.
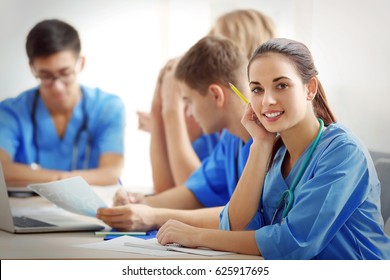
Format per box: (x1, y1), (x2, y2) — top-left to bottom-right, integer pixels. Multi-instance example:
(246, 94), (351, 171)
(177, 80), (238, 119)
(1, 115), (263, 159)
(7, 186), (37, 198)
(0, 162), (104, 233)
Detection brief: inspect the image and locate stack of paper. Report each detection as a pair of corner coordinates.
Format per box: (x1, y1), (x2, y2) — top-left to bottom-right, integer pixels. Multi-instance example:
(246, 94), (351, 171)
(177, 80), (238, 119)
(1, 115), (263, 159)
(75, 236), (235, 257)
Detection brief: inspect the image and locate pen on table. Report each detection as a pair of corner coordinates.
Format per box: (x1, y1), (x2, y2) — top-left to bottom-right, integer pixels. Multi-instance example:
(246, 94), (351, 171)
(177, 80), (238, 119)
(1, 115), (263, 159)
(95, 231), (147, 236)
(229, 82), (248, 104)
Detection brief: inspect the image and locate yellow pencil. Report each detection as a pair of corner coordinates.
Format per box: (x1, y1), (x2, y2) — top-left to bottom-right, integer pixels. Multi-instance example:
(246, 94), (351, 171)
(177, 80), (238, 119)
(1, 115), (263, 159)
(229, 83), (248, 104)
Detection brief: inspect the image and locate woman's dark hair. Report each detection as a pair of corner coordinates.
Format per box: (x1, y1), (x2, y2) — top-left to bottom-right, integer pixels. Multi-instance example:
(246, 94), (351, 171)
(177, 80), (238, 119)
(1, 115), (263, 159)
(248, 38), (336, 169)
(26, 19), (81, 63)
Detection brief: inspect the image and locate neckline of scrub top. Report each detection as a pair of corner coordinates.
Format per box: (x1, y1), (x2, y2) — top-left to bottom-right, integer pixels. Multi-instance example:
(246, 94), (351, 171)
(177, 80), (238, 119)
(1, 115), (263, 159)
(276, 136), (323, 189)
(35, 93), (86, 149)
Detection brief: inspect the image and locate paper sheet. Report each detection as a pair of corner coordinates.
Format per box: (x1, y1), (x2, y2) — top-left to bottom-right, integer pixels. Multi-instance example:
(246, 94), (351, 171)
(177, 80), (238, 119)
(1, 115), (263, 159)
(74, 236), (182, 257)
(27, 176), (107, 217)
(75, 236), (235, 257)
(136, 238), (235, 256)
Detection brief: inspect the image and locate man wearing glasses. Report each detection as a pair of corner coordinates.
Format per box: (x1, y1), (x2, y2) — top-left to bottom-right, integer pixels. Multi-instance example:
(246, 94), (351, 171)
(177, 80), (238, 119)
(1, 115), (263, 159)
(0, 19), (125, 187)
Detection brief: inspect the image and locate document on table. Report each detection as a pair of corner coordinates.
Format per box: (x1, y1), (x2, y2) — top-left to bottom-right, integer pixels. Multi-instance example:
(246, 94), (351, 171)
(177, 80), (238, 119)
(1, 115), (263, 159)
(27, 176), (107, 217)
(125, 237), (235, 256)
(75, 236), (236, 257)
(75, 236), (182, 257)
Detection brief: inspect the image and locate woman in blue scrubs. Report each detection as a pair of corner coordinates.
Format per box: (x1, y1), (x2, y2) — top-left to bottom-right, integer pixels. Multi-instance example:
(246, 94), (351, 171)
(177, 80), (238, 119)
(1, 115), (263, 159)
(144, 9), (276, 194)
(156, 38), (390, 259)
(0, 19), (125, 187)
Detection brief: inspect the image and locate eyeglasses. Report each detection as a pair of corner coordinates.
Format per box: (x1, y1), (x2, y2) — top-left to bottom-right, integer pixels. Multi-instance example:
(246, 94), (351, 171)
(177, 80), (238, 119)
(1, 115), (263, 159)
(32, 59), (81, 88)
(35, 70), (76, 87)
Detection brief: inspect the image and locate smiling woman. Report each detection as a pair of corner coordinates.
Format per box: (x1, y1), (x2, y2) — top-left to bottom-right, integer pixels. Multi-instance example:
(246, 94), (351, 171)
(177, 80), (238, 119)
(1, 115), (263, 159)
(156, 38), (390, 260)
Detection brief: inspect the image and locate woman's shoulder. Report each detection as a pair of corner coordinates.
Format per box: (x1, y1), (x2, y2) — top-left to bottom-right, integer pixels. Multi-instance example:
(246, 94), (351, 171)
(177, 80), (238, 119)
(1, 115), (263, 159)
(322, 122), (363, 147)
(319, 122), (373, 165)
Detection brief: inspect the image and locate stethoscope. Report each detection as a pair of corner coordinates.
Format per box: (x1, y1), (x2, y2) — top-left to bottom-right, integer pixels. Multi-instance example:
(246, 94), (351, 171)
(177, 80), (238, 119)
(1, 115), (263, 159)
(30, 89), (91, 170)
(235, 139), (244, 185)
(270, 118), (324, 225)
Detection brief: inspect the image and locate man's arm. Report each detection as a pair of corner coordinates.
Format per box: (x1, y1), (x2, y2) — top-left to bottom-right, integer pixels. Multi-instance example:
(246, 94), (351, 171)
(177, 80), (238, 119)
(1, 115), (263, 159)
(97, 203), (223, 231)
(145, 185), (203, 209)
(161, 60), (203, 186)
(1, 149), (123, 186)
(63, 153), (124, 186)
(1, 149), (60, 186)
(150, 66), (176, 193)
(157, 206), (223, 229)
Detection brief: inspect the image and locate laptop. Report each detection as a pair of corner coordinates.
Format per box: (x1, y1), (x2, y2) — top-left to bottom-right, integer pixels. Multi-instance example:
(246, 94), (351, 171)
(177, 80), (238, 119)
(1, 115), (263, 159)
(0, 162), (105, 233)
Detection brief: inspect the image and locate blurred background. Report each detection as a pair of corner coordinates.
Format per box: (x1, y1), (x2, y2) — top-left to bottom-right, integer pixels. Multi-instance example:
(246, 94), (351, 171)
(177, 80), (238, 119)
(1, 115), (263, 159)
(1, 0), (389, 189)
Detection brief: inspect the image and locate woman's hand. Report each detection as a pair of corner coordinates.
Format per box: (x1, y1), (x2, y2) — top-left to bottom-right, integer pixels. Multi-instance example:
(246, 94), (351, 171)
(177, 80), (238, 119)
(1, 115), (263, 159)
(113, 189), (146, 206)
(136, 111), (151, 132)
(157, 219), (202, 248)
(241, 103), (276, 146)
(151, 60), (169, 114)
(160, 57), (185, 116)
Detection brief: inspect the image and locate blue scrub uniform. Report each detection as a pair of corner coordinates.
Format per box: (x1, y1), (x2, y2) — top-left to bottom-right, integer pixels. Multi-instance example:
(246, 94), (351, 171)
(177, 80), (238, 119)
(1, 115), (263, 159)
(220, 122), (390, 259)
(192, 132), (220, 161)
(0, 85), (125, 170)
(185, 129), (252, 207)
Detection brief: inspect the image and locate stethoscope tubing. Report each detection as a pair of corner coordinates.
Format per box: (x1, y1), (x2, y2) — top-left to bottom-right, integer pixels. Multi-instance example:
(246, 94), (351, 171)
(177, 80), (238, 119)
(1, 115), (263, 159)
(271, 118), (324, 224)
(30, 89), (90, 170)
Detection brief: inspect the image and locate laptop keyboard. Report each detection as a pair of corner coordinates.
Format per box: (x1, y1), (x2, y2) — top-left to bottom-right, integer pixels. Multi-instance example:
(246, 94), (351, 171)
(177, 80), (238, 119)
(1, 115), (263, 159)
(13, 216), (56, 227)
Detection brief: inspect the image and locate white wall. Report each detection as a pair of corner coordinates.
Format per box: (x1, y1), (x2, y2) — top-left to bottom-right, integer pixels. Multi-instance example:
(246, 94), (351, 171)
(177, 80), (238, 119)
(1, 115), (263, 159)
(310, 0), (390, 153)
(0, 0), (389, 188)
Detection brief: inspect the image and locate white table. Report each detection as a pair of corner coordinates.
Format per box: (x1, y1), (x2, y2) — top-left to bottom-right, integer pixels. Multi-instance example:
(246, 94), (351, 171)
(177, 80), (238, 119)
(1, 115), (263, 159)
(1, 185), (261, 260)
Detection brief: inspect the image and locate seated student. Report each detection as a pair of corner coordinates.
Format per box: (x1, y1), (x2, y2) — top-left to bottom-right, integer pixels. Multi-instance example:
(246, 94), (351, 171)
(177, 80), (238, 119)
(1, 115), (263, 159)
(149, 57), (220, 193)
(141, 9), (276, 193)
(97, 36), (252, 231)
(156, 38), (390, 259)
(0, 19), (125, 187)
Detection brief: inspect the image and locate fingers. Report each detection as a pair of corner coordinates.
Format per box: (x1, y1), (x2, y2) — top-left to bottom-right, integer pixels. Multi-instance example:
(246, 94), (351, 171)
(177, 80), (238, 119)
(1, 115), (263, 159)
(113, 190), (129, 206)
(113, 189), (145, 206)
(156, 220), (177, 245)
(96, 206), (135, 231)
(241, 102), (255, 123)
(158, 57), (179, 84)
(128, 193), (145, 204)
(136, 111), (151, 132)
(97, 206), (128, 219)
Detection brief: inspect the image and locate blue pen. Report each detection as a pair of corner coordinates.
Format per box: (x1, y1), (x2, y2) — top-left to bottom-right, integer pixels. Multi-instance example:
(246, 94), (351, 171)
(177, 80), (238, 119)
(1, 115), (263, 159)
(95, 231), (147, 237)
(118, 178), (130, 204)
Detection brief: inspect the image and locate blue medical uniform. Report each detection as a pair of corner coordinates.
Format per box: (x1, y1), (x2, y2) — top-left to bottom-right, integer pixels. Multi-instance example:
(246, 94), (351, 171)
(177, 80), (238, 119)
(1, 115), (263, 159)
(220, 122), (390, 259)
(0, 85), (125, 170)
(185, 129), (252, 207)
(192, 132), (220, 161)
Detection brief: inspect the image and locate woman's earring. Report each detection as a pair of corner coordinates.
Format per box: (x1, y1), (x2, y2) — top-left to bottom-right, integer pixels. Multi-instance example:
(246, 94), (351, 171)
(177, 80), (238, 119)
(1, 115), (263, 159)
(307, 94), (314, 101)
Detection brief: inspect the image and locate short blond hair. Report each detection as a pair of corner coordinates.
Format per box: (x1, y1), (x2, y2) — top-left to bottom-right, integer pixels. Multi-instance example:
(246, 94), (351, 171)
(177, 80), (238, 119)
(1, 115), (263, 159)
(208, 9), (276, 59)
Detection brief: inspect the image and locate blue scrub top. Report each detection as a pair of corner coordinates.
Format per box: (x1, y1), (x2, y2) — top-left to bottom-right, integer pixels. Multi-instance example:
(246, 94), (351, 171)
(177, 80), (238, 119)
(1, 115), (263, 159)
(0, 85), (125, 170)
(192, 132), (220, 161)
(220, 122), (390, 259)
(185, 129), (252, 207)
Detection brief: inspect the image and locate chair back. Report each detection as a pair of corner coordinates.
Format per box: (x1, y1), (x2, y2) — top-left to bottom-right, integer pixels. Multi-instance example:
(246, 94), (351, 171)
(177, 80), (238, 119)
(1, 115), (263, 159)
(375, 158), (390, 222)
